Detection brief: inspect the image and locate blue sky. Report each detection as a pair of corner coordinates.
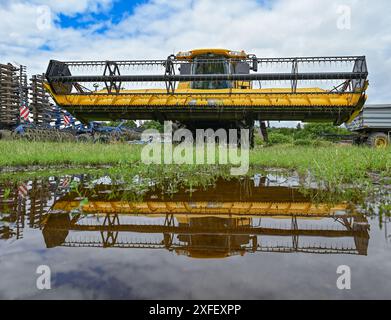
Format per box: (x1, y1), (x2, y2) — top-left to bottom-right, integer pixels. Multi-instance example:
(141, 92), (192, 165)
(58, 0), (146, 31)
(57, 0), (272, 33)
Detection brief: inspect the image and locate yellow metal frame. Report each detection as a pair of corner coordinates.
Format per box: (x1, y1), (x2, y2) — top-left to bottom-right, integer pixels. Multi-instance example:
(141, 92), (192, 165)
(44, 83), (365, 110)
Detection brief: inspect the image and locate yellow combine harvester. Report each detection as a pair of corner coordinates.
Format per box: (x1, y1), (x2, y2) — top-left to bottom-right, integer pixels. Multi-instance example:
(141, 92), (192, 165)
(44, 48), (368, 143)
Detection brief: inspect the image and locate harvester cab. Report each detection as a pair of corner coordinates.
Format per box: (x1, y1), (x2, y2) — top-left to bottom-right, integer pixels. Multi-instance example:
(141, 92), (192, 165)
(176, 49), (253, 90)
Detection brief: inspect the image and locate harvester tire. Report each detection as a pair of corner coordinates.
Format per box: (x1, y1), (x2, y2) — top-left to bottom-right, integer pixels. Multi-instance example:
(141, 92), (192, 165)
(366, 132), (389, 148)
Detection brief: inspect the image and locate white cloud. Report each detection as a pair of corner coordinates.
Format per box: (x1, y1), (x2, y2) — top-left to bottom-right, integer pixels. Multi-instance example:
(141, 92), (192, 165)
(0, 0), (114, 16)
(0, 0), (390, 127)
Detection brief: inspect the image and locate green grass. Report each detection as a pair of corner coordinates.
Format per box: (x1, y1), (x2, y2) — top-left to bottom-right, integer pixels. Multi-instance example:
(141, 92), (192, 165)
(0, 141), (390, 189)
(0, 141), (142, 166)
(250, 145), (391, 186)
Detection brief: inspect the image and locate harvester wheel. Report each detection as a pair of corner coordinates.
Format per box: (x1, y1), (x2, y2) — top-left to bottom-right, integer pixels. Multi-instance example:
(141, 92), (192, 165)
(366, 132), (389, 148)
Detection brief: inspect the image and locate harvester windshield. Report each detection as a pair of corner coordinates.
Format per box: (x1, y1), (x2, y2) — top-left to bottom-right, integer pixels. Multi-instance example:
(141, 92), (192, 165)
(191, 55), (231, 89)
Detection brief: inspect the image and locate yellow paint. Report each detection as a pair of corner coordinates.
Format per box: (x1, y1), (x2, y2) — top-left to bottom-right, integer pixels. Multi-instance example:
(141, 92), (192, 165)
(53, 200), (351, 217)
(176, 48), (247, 60)
(44, 83), (364, 109)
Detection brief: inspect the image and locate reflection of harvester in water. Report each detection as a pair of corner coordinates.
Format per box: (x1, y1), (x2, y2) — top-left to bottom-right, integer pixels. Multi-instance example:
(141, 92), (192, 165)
(42, 178), (370, 258)
(0, 177), (74, 240)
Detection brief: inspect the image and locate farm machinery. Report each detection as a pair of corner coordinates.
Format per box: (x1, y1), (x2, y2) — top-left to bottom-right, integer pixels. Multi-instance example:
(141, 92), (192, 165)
(74, 121), (142, 143)
(44, 48), (369, 147)
(12, 123), (75, 142)
(0, 63), (140, 143)
(6, 120), (141, 143)
(0, 64), (75, 142)
(346, 104), (391, 147)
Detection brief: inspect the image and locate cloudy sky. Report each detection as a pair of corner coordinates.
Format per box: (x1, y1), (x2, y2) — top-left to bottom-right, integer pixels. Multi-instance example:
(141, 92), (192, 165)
(0, 0), (390, 114)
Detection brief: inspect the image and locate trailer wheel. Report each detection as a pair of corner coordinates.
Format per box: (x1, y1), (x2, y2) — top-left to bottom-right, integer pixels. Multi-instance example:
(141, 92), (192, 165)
(366, 132), (389, 148)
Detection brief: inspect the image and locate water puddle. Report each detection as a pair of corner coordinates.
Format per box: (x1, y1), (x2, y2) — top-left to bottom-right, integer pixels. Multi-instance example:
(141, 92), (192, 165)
(0, 173), (390, 299)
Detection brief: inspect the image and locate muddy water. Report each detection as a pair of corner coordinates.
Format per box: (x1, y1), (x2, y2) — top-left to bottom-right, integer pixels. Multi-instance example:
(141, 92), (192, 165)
(0, 174), (390, 300)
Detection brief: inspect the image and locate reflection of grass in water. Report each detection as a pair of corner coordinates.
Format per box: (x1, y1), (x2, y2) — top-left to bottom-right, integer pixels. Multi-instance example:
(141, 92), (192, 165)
(299, 187), (364, 206)
(60, 164), (233, 207)
(107, 163), (234, 197)
(0, 167), (104, 184)
(85, 164), (235, 203)
(64, 163), (375, 206)
(299, 181), (391, 221)
(0, 162), (388, 205)
(359, 186), (391, 226)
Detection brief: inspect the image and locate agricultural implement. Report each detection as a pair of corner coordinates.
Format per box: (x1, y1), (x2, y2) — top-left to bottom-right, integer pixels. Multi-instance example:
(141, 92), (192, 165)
(0, 63), (26, 130)
(74, 121), (142, 143)
(44, 48), (369, 146)
(0, 65), (78, 142)
(347, 104), (391, 147)
(12, 123), (75, 142)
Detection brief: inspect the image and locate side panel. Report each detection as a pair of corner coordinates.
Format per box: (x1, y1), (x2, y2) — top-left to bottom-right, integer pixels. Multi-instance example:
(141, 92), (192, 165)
(362, 104), (391, 129)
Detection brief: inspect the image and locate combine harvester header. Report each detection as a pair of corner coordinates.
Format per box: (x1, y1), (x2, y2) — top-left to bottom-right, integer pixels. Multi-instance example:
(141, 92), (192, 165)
(44, 49), (368, 134)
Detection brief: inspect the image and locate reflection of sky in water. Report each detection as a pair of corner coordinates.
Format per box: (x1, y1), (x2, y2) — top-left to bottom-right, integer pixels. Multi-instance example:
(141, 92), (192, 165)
(1, 223), (390, 300)
(0, 175), (390, 300)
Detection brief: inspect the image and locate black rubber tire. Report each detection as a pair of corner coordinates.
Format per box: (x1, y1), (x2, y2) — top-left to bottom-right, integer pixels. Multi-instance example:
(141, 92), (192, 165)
(366, 132), (389, 148)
